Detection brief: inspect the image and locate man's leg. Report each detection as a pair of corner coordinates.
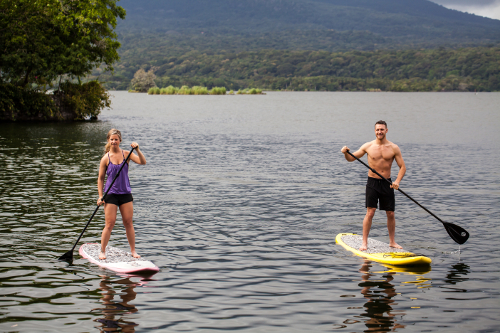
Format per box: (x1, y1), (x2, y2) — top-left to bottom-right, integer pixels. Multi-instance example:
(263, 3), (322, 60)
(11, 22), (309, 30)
(386, 211), (402, 249)
(361, 207), (377, 251)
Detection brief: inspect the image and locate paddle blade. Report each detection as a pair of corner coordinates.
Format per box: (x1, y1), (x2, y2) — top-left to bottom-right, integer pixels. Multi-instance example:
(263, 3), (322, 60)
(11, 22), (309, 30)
(58, 250), (74, 263)
(443, 221), (469, 245)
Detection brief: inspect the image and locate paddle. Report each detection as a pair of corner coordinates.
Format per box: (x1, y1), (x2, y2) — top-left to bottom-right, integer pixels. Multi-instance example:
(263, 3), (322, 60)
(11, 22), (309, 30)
(345, 150), (469, 245)
(58, 147), (136, 263)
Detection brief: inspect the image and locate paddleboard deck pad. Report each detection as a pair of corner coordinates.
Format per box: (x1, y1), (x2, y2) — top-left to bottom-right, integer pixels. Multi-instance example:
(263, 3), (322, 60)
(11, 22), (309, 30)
(79, 243), (159, 275)
(336, 233), (431, 266)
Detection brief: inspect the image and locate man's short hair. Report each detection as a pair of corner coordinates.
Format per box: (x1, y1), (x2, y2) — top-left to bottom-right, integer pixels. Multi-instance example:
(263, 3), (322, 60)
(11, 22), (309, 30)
(375, 120), (387, 128)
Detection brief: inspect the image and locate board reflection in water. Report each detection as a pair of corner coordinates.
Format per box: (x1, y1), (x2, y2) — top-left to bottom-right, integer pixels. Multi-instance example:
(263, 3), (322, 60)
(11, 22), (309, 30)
(343, 261), (433, 332)
(92, 275), (146, 332)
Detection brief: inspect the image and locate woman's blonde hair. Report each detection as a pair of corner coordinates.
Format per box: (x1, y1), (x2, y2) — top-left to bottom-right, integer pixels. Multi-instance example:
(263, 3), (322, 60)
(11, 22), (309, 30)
(104, 128), (122, 152)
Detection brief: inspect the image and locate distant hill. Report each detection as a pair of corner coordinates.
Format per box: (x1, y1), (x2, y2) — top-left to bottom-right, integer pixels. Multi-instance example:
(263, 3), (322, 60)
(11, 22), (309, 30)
(94, 0), (500, 91)
(117, 0), (500, 46)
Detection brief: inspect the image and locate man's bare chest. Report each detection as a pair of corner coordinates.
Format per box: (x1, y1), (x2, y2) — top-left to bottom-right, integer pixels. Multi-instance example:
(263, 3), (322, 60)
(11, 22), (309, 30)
(367, 146), (394, 162)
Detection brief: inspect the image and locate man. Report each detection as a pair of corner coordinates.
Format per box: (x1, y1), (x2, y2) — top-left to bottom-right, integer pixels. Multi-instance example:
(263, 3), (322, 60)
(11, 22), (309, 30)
(341, 120), (406, 251)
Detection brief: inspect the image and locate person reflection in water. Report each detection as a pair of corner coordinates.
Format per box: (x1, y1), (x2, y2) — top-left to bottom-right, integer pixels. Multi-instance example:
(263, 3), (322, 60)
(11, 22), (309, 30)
(93, 275), (139, 332)
(359, 261), (406, 332)
(97, 128), (147, 260)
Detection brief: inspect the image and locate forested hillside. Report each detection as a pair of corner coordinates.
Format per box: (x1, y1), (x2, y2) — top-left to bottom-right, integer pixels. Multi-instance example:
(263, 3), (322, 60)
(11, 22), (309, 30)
(94, 0), (500, 92)
(117, 0), (500, 47)
(96, 47), (500, 92)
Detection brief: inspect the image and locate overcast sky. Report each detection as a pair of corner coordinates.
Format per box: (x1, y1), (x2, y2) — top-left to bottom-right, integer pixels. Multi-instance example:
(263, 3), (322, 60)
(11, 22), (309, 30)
(429, 0), (500, 20)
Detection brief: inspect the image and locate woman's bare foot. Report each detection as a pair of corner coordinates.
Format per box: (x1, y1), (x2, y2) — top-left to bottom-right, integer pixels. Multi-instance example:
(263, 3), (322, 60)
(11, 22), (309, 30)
(390, 242), (403, 249)
(99, 251), (107, 260)
(359, 243), (368, 251)
(131, 251), (140, 258)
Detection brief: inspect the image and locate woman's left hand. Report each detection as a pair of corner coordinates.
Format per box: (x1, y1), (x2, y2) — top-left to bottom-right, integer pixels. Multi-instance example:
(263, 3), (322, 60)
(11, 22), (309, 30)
(131, 142), (139, 150)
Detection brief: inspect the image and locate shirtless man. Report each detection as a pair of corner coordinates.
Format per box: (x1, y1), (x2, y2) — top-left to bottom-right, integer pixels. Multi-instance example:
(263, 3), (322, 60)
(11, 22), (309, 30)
(341, 120), (406, 251)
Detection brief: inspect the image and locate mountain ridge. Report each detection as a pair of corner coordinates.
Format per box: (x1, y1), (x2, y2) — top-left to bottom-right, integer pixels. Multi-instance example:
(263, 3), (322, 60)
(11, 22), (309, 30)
(116, 0), (500, 43)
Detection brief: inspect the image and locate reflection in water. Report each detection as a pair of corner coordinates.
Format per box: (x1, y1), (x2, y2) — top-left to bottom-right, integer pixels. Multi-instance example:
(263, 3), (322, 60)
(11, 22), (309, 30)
(381, 264), (432, 290)
(355, 262), (433, 332)
(442, 262), (470, 295)
(358, 261), (406, 332)
(92, 275), (141, 332)
(445, 262), (470, 285)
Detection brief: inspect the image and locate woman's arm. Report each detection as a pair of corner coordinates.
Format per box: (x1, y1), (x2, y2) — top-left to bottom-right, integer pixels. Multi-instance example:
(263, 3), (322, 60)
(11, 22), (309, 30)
(97, 156), (107, 205)
(125, 142), (147, 165)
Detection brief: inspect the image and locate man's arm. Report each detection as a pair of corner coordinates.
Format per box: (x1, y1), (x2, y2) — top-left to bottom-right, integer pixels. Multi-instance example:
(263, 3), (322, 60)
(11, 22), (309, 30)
(391, 145), (406, 190)
(341, 143), (369, 162)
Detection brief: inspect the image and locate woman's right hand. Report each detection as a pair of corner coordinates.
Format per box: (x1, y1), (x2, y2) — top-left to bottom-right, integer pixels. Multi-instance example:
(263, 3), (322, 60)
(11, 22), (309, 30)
(97, 197), (105, 206)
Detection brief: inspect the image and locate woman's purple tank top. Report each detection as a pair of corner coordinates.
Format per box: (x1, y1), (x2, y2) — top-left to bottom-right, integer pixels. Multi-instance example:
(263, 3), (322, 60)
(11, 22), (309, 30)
(104, 150), (132, 194)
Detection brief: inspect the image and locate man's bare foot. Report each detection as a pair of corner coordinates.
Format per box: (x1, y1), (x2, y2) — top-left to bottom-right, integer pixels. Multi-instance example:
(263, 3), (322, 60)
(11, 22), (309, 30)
(390, 243), (403, 249)
(99, 251), (106, 260)
(359, 243), (368, 251)
(131, 251), (140, 258)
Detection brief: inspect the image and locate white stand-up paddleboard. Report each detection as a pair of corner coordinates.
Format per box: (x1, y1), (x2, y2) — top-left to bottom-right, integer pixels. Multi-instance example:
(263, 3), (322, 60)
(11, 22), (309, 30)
(79, 243), (159, 275)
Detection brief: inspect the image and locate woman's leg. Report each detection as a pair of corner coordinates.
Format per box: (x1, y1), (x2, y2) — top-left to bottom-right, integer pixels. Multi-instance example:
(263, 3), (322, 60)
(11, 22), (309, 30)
(100, 203), (118, 259)
(119, 201), (140, 258)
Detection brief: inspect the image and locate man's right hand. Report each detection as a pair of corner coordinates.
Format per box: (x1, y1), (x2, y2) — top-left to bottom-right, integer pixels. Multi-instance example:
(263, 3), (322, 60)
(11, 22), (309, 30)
(341, 146), (350, 154)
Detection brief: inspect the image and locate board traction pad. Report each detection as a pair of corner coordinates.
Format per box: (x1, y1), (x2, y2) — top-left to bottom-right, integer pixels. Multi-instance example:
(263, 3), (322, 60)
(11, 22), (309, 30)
(81, 243), (143, 263)
(340, 234), (411, 254)
(80, 243), (159, 273)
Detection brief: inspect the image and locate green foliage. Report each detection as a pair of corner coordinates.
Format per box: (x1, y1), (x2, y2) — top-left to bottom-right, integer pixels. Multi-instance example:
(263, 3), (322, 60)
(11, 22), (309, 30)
(141, 85), (265, 95)
(0, 0), (124, 121)
(101, 47), (500, 92)
(58, 81), (111, 120)
(0, 81), (109, 121)
(0, 0), (125, 88)
(0, 83), (56, 121)
(209, 87), (226, 95)
(235, 88), (263, 94)
(163, 85), (179, 95)
(177, 85), (193, 95)
(192, 86), (209, 95)
(148, 87), (161, 95)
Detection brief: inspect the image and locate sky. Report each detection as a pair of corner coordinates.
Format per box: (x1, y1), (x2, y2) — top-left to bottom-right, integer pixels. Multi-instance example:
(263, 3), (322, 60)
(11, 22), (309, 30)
(429, 0), (500, 20)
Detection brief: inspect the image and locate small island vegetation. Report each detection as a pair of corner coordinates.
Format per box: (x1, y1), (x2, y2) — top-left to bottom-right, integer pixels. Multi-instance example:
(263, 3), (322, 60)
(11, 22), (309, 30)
(143, 85), (264, 95)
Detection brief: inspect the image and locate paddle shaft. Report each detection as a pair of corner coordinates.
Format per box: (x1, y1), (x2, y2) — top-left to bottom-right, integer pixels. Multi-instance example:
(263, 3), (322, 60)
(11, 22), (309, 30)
(346, 150), (446, 224)
(62, 147), (135, 257)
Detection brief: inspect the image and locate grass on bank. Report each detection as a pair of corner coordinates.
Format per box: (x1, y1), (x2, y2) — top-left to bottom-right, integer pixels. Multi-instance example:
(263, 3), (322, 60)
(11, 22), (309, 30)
(145, 86), (264, 95)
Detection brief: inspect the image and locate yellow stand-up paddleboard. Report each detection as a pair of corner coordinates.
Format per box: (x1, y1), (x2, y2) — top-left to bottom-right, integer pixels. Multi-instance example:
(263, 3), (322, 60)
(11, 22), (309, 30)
(336, 233), (431, 266)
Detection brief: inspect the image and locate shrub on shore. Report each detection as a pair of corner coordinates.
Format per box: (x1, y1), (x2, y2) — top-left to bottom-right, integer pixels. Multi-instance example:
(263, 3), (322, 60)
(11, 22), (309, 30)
(236, 88), (263, 94)
(147, 87), (161, 95)
(209, 87), (226, 95)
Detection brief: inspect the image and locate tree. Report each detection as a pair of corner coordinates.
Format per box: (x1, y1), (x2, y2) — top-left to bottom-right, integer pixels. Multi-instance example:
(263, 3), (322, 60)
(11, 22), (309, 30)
(0, 0), (125, 88)
(0, 0), (125, 121)
(130, 68), (157, 92)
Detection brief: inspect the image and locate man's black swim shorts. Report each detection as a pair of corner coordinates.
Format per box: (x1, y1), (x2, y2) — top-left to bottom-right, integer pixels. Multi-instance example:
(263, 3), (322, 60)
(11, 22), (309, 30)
(366, 177), (395, 211)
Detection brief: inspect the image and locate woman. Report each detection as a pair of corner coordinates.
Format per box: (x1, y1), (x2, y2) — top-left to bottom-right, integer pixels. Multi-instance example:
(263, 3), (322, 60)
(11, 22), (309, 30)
(97, 129), (146, 260)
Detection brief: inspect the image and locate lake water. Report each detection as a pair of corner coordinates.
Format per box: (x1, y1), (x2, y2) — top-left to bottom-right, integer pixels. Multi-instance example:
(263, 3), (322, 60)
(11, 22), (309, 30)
(1, 91), (499, 332)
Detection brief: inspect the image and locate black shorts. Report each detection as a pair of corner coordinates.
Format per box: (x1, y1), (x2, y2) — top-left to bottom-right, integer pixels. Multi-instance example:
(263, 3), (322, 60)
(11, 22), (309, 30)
(104, 193), (133, 206)
(366, 177), (395, 211)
